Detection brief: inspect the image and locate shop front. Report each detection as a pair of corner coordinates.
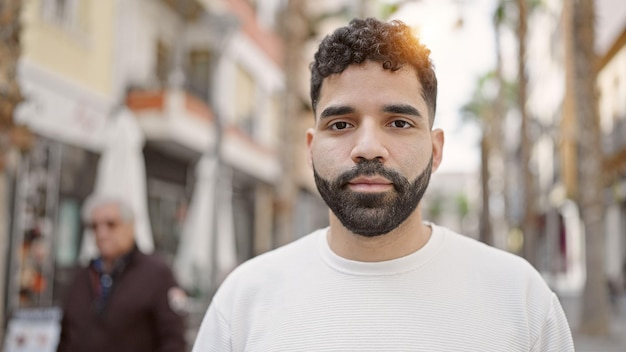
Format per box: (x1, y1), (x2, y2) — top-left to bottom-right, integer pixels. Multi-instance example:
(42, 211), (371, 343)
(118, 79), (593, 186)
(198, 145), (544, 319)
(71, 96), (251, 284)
(3, 61), (111, 350)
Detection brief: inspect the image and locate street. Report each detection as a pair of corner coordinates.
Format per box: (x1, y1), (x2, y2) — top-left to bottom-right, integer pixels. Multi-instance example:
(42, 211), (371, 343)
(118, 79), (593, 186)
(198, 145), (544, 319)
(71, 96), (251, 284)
(560, 293), (626, 351)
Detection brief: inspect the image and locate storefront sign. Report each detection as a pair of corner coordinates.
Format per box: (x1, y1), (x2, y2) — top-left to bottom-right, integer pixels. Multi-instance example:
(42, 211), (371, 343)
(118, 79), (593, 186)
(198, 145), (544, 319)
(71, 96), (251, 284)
(3, 307), (62, 352)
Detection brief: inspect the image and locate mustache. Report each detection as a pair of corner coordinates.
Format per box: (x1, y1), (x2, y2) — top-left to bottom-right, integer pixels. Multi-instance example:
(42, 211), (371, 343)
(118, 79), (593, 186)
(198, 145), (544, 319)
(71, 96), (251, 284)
(334, 160), (408, 192)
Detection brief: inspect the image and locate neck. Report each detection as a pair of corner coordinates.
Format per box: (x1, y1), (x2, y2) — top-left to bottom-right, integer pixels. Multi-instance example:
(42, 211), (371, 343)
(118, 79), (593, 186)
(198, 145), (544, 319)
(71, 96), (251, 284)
(102, 259), (114, 273)
(327, 206), (432, 262)
(100, 246), (134, 273)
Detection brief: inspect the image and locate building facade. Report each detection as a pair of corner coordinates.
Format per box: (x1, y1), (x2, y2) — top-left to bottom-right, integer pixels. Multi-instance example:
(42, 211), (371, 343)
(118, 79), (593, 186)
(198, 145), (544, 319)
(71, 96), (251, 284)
(597, 13), (626, 291)
(4, 0), (290, 345)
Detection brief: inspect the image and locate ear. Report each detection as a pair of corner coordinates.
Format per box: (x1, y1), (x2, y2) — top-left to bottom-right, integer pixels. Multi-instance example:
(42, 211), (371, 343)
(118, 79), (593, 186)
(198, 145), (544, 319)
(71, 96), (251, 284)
(306, 128), (315, 167)
(430, 128), (444, 173)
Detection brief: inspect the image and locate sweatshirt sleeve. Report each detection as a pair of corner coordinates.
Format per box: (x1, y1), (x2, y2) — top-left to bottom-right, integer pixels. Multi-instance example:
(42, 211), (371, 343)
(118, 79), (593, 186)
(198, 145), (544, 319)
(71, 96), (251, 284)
(191, 300), (232, 352)
(531, 293), (575, 352)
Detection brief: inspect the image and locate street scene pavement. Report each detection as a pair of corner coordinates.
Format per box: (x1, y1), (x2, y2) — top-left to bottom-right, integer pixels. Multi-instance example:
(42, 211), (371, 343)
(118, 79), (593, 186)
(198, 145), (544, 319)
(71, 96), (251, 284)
(560, 293), (626, 351)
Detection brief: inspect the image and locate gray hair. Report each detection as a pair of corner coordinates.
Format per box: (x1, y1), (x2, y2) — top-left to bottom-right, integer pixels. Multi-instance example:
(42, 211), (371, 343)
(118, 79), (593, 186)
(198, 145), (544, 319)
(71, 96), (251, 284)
(81, 194), (135, 223)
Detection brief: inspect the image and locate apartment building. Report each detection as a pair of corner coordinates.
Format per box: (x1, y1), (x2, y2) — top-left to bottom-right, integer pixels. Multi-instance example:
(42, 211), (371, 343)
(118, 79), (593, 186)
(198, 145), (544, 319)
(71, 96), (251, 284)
(5, 0), (288, 335)
(597, 2), (626, 289)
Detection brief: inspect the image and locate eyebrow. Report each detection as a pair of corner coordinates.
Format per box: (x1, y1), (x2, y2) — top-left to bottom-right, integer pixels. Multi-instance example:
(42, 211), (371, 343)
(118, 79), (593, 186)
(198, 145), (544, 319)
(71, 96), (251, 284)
(383, 104), (422, 117)
(319, 105), (355, 119)
(318, 104), (423, 120)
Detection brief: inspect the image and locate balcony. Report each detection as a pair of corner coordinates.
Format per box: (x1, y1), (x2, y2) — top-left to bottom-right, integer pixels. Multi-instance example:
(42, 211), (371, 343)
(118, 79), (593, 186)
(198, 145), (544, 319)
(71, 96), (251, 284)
(127, 89), (280, 183)
(127, 89), (216, 160)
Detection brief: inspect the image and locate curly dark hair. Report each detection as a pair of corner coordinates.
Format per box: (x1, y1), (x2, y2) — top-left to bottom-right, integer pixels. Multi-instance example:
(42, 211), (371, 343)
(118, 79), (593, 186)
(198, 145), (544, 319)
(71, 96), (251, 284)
(310, 18), (437, 126)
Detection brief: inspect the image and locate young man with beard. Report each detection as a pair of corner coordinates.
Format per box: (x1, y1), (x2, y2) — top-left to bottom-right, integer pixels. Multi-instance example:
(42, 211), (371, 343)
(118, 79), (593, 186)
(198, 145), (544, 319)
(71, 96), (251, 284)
(192, 18), (574, 351)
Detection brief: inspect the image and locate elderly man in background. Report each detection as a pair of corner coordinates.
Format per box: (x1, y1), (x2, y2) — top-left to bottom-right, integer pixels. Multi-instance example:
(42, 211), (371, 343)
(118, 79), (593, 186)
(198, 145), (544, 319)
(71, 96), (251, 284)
(56, 195), (187, 352)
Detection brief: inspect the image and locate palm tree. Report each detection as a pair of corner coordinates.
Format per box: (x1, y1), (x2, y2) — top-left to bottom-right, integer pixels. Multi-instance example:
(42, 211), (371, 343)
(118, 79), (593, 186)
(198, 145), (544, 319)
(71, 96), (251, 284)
(461, 72), (499, 246)
(0, 0), (30, 341)
(565, 0), (610, 336)
(493, 0), (541, 260)
(463, 66), (520, 249)
(0, 0), (26, 158)
(514, 0), (541, 268)
(491, 0), (516, 248)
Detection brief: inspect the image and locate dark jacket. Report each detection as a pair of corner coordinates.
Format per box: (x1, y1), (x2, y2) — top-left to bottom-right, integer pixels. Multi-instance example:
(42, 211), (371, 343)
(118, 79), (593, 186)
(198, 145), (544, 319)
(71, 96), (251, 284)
(56, 247), (186, 352)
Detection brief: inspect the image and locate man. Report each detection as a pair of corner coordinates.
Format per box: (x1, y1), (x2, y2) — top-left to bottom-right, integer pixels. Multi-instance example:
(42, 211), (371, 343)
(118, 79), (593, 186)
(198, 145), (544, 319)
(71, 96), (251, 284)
(57, 195), (187, 352)
(192, 18), (574, 351)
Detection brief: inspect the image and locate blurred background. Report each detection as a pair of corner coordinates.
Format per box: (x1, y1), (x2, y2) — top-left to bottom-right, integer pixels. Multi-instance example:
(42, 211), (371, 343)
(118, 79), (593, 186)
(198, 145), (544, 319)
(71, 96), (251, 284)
(0, 0), (625, 350)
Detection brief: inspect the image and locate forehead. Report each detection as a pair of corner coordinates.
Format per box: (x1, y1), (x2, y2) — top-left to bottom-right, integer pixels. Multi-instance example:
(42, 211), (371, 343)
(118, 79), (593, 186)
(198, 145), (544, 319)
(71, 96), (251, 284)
(91, 203), (122, 219)
(317, 61), (424, 112)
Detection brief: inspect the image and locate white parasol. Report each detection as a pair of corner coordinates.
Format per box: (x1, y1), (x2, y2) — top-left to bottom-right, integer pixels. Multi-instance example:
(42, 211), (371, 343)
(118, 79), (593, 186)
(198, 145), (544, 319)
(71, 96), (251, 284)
(174, 156), (237, 294)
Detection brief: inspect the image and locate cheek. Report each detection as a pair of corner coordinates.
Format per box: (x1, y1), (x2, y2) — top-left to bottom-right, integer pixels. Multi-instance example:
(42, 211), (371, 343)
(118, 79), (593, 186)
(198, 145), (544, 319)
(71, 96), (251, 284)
(393, 142), (431, 177)
(310, 152), (331, 177)
(310, 142), (347, 178)
(121, 228), (135, 246)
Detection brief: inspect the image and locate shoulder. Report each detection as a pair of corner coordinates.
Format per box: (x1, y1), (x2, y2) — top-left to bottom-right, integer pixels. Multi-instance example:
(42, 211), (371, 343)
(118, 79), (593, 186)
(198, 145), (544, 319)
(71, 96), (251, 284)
(230, 230), (320, 279)
(437, 225), (533, 269)
(432, 225), (572, 348)
(134, 250), (170, 268)
(130, 250), (177, 282)
(435, 223), (555, 303)
(206, 230), (324, 325)
(434, 224), (551, 294)
(212, 229), (322, 297)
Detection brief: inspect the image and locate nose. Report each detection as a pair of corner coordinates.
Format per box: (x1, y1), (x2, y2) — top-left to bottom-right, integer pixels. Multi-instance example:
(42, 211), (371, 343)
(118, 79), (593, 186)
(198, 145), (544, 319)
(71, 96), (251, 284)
(350, 120), (389, 163)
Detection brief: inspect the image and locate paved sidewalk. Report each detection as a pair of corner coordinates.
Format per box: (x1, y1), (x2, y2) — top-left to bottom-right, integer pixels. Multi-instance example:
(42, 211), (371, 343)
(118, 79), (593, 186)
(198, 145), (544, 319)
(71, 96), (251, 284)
(559, 293), (626, 352)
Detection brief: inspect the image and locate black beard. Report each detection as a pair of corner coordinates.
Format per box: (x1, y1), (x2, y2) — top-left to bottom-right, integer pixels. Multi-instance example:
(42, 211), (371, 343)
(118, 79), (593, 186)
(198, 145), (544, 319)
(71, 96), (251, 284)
(313, 157), (433, 237)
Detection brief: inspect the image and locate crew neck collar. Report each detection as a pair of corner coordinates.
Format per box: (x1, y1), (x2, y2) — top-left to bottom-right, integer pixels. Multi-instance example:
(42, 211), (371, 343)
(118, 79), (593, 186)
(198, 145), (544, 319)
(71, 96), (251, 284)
(316, 223), (445, 276)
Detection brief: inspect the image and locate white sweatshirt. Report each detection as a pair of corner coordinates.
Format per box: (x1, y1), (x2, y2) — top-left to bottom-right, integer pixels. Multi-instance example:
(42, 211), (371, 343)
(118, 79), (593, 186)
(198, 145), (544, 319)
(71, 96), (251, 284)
(192, 224), (574, 351)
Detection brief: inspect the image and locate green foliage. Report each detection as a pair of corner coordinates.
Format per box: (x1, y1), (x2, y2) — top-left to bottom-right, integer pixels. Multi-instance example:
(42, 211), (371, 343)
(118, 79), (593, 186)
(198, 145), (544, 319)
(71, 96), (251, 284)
(427, 192), (444, 220)
(455, 193), (470, 218)
(493, 0), (546, 30)
(460, 70), (517, 126)
(460, 71), (497, 125)
(380, 3), (401, 20)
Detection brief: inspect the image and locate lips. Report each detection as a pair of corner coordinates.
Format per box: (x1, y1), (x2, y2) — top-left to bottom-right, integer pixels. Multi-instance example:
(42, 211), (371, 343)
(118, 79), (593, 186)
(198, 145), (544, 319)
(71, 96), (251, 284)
(348, 175), (393, 192)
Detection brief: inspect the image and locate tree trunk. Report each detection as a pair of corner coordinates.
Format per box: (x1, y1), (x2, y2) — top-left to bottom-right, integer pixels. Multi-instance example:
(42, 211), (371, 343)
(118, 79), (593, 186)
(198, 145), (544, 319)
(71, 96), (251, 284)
(516, 0), (537, 267)
(491, 2), (507, 248)
(479, 135), (493, 245)
(0, 0), (24, 344)
(275, 0), (308, 246)
(0, 0), (24, 144)
(568, 0), (610, 336)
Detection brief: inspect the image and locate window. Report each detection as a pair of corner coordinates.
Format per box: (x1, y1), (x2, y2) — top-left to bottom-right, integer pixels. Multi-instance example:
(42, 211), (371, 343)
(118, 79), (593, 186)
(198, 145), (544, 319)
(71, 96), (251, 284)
(42, 0), (91, 35)
(186, 49), (213, 102)
(147, 179), (188, 264)
(266, 93), (282, 146)
(234, 66), (256, 136)
(143, 146), (192, 263)
(156, 41), (170, 87)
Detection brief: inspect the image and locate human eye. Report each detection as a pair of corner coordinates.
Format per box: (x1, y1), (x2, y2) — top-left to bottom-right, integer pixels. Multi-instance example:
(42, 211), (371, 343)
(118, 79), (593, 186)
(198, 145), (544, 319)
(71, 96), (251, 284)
(388, 120), (413, 129)
(329, 121), (353, 131)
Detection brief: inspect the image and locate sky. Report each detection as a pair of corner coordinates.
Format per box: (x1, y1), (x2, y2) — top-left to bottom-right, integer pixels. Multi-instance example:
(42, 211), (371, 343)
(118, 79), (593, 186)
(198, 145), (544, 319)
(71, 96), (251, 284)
(390, 0), (497, 174)
(595, 0), (626, 54)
